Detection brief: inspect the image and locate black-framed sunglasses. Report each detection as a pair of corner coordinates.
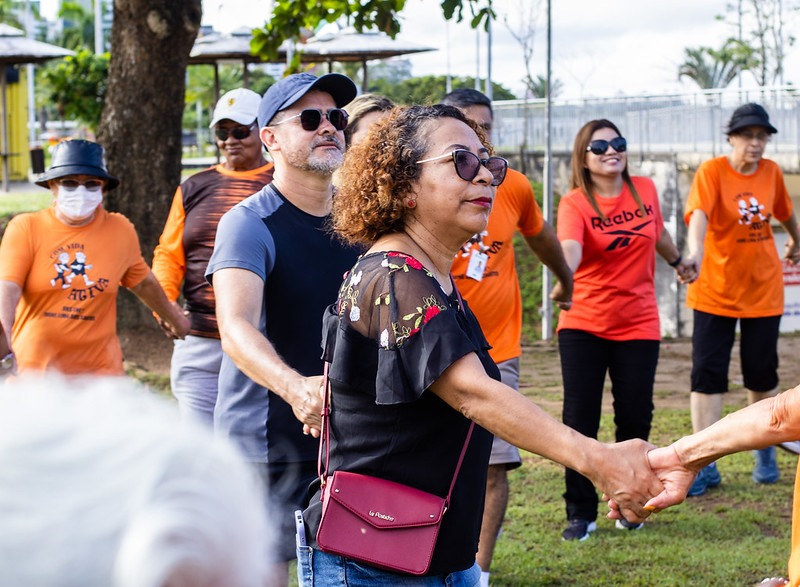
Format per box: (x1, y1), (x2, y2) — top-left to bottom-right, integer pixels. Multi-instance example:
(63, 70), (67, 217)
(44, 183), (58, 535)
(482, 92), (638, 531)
(416, 149), (508, 187)
(271, 108), (349, 132)
(586, 136), (627, 155)
(215, 122), (257, 141)
(58, 178), (104, 192)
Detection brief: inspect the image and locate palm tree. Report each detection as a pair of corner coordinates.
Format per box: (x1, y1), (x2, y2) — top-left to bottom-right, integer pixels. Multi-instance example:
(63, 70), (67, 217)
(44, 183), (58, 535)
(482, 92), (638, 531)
(678, 38), (758, 89)
(526, 73), (563, 99)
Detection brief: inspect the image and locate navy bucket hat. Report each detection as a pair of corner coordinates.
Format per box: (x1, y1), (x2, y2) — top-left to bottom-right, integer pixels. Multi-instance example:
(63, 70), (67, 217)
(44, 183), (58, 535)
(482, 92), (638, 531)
(257, 72), (357, 128)
(36, 140), (119, 190)
(726, 103), (778, 135)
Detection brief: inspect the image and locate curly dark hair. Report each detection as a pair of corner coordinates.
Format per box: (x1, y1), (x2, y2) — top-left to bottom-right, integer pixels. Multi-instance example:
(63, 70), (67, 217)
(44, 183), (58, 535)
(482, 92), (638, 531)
(332, 104), (488, 245)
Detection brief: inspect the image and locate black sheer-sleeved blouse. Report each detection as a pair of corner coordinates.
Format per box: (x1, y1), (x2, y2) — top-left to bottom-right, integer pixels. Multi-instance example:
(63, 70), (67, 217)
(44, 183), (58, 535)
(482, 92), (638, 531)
(304, 251), (501, 576)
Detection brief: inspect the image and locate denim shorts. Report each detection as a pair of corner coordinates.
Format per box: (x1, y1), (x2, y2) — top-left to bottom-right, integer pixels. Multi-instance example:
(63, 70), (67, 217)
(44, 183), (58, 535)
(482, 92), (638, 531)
(297, 546), (480, 587)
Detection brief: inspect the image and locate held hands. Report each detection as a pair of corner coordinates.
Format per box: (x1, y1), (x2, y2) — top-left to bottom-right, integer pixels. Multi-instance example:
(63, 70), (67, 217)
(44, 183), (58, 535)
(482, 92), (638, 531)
(674, 256), (699, 285)
(550, 279), (573, 311)
(292, 375), (324, 439)
(606, 444), (701, 520)
(155, 301), (190, 340)
(785, 238), (800, 265)
(593, 439), (664, 523)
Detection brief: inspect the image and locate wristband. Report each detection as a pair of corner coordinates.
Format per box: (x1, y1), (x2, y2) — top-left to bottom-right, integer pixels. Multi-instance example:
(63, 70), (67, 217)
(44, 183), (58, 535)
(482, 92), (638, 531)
(668, 254), (683, 268)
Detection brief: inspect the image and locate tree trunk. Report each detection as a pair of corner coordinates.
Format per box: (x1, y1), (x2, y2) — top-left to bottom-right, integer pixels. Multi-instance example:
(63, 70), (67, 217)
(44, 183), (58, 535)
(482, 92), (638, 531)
(98, 0), (201, 327)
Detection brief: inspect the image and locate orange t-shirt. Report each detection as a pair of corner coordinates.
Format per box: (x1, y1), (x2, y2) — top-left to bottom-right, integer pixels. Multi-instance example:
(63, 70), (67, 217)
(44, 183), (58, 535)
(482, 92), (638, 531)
(0, 207), (150, 375)
(556, 176), (664, 341)
(685, 156), (793, 318)
(451, 168), (544, 363)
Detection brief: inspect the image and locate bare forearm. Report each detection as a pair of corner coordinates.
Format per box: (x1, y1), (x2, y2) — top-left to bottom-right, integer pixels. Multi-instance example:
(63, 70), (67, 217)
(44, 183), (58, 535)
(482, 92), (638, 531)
(129, 272), (188, 336)
(673, 384), (800, 470)
(219, 318), (305, 400)
(655, 228), (681, 264)
(525, 225), (573, 287)
(0, 280), (22, 349)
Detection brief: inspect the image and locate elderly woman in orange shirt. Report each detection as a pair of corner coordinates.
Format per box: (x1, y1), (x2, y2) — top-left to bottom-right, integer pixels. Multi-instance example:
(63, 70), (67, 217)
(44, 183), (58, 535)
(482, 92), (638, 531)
(682, 103), (800, 496)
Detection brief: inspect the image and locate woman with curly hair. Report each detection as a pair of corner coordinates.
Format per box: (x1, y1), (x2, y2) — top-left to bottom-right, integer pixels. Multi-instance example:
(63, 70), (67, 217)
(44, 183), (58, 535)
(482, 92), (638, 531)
(295, 104), (666, 585)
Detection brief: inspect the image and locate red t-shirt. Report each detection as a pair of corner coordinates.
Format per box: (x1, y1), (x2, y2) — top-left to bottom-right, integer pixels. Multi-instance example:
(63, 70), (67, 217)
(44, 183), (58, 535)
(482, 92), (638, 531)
(556, 176), (664, 341)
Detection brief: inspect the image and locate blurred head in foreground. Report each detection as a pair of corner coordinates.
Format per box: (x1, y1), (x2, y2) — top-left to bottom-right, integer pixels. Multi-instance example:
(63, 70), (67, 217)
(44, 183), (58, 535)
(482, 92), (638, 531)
(0, 375), (274, 587)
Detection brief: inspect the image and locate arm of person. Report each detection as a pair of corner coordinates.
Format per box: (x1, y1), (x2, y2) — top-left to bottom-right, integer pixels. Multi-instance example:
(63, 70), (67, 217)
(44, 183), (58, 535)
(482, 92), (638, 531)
(212, 267), (323, 437)
(429, 352), (663, 523)
(559, 238), (582, 274)
(655, 227), (697, 284)
(0, 280), (21, 374)
(151, 188), (188, 302)
(683, 209), (707, 276)
(641, 383), (800, 513)
(128, 272), (190, 339)
(779, 211), (800, 265)
(524, 223), (574, 310)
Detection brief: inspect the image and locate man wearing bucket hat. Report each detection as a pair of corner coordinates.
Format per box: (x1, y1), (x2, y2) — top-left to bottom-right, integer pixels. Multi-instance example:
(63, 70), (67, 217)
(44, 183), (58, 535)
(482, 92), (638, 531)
(206, 72), (359, 586)
(153, 88), (274, 426)
(0, 139), (189, 376)
(681, 103), (800, 496)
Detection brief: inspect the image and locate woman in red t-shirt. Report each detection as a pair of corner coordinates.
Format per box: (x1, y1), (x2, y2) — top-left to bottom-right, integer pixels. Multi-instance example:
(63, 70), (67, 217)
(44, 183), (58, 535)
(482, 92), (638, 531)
(555, 119), (695, 541)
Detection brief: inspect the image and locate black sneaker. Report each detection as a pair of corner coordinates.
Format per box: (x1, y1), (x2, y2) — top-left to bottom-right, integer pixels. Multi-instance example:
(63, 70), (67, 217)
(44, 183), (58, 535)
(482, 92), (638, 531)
(561, 519), (597, 541)
(615, 518), (644, 531)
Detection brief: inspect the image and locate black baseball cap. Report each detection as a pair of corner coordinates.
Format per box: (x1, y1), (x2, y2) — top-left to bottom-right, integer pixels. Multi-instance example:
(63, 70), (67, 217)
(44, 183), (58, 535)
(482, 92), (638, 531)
(258, 72), (357, 128)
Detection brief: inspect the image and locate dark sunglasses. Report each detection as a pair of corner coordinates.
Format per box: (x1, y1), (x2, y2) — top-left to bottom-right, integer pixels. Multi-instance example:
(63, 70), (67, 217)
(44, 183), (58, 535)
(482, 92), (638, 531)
(416, 149), (508, 187)
(215, 122), (257, 141)
(58, 179), (103, 192)
(272, 108), (348, 132)
(586, 136), (627, 155)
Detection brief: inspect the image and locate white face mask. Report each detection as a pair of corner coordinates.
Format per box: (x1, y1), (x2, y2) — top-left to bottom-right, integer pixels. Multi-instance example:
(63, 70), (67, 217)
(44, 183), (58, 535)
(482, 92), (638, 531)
(56, 185), (103, 221)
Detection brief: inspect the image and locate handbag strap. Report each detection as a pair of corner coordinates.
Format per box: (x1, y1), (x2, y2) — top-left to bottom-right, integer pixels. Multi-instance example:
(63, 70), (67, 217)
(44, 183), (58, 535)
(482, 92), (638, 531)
(318, 273), (475, 507)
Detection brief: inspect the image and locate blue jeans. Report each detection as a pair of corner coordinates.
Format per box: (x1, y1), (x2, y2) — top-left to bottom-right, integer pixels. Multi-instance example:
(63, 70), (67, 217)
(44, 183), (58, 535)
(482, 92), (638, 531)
(297, 546), (480, 586)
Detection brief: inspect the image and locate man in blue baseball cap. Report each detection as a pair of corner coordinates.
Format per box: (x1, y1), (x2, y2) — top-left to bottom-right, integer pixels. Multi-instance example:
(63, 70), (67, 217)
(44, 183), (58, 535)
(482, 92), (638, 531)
(206, 72), (359, 587)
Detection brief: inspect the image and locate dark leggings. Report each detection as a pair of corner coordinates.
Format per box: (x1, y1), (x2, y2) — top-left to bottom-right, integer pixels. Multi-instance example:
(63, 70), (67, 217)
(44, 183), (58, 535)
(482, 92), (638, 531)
(558, 329), (659, 522)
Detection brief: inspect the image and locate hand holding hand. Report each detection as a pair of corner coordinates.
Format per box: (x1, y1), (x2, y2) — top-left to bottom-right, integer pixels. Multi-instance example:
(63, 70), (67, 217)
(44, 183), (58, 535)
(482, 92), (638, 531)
(784, 238), (800, 266)
(156, 302), (190, 339)
(550, 279), (573, 311)
(675, 256), (699, 285)
(593, 439), (663, 523)
(291, 375), (324, 438)
(641, 445), (700, 512)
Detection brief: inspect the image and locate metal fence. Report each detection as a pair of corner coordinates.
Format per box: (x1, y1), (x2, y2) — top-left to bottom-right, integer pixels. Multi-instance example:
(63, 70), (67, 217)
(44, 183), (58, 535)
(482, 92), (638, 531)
(492, 86), (800, 156)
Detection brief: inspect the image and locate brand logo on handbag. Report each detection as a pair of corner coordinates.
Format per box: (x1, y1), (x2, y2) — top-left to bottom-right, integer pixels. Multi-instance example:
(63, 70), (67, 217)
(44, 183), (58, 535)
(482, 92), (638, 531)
(369, 510), (395, 522)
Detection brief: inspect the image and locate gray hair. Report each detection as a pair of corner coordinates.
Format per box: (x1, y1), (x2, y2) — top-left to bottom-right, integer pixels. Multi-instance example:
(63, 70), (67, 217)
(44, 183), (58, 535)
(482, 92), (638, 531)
(0, 375), (273, 587)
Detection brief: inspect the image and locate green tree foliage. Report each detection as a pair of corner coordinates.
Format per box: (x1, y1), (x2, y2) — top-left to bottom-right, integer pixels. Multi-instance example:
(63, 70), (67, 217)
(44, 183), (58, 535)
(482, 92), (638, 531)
(718, 0), (798, 86)
(38, 49), (109, 130)
(183, 64), (275, 131)
(677, 39), (757, 89)
(0, 0), (24, 28)
(56, 1), (95, 51)
(251, 0), (494, 68)
(370, 75), (515, 105)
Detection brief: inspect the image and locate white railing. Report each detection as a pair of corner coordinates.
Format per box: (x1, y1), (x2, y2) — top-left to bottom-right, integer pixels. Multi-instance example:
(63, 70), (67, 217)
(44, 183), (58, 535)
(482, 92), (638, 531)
(493, 86), (800, 156)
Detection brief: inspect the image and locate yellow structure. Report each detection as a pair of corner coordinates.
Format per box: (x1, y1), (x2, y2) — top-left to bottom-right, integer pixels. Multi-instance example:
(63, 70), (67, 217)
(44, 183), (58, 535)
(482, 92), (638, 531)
(0, 65), (32, 182)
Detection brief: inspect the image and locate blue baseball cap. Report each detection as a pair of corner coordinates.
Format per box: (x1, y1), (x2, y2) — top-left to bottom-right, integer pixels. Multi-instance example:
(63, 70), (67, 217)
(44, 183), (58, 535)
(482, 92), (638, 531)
(257, 72), (357, 128)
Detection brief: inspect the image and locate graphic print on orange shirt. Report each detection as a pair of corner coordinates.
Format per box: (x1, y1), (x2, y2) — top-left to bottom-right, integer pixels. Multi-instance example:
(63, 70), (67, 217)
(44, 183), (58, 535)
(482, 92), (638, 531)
(45, 243), (110, 316)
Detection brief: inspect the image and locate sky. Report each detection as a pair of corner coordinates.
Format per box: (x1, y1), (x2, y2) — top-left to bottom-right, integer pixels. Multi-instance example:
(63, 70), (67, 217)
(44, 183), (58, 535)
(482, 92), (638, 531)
(42, 0), (797, 101)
